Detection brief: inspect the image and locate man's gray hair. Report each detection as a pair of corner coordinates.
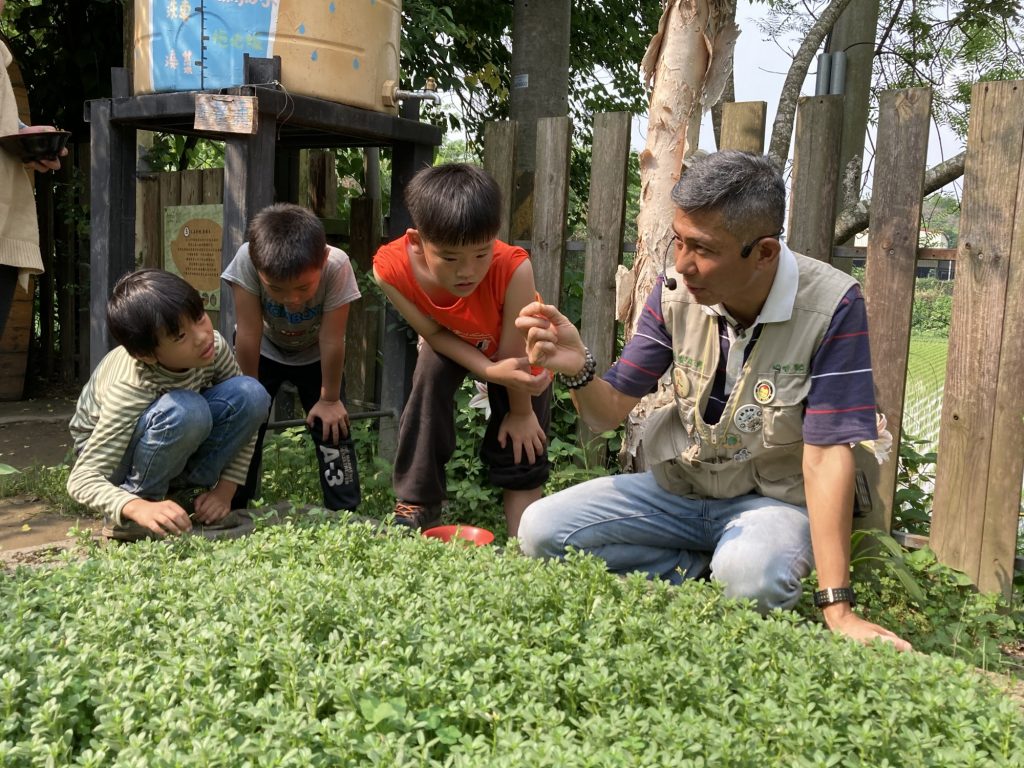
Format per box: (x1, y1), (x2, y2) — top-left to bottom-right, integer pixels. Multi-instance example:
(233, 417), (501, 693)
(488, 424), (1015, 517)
(670, 151), (785, 236)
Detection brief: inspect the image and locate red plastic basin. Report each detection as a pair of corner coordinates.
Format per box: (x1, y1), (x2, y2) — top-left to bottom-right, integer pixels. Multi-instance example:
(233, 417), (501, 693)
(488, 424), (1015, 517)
(422, 524), (495, 546)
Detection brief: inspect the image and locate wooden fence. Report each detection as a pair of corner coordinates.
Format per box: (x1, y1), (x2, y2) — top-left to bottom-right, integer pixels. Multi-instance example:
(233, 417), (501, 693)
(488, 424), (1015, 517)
(480, 82), (1022, 597)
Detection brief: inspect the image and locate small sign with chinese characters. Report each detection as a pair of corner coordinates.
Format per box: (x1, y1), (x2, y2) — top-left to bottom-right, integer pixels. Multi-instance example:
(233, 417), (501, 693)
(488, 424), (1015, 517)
(164, 204), (223, 312)
(194, 94), (258, 135)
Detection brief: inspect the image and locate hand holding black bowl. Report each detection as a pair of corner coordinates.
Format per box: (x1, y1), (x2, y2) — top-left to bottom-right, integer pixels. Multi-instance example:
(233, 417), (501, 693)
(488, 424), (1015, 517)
(0, 127), (70, 172)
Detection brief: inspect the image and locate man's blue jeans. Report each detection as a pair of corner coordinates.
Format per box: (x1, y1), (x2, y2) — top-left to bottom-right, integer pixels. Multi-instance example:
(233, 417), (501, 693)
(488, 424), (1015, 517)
(112, 377), (270, 501)
(518, 471), (813, 613)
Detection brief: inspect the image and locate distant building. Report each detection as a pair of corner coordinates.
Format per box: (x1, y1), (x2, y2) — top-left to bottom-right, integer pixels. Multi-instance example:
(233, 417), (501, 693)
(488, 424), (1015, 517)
(852, 229), (955, 279)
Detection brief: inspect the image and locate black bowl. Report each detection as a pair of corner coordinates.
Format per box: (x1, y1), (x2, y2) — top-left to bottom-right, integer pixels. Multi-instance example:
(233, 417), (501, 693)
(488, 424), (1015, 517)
(0, 130), (71, 163)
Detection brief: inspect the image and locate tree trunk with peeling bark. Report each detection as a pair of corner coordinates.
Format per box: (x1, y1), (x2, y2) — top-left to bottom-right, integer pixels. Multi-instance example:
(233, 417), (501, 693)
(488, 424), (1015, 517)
(619, 0), (737, 464)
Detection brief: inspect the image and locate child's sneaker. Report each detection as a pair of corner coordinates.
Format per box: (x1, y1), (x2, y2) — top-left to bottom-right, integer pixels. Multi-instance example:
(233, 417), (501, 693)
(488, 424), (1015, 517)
(393, 501), (443, 530)
(191, 510), (254, 540)
(101, 516), (159, 542)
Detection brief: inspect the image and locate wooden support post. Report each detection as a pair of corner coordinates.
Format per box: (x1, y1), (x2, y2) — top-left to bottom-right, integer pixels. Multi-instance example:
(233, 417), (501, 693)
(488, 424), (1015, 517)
(275, 148), (302, 206)
(219, 57), (280, 340)
(861, 88), (932, 533)
(931, 80), (1024, 597)
(378, 104), (435, 462)
(88, 96), (137, 369)
(787, 95), (844, 262)
(483, 121), (517, 244)
(719, 102), (767, 153)
(530, 116), (571, 304)
(580, 112), (630, 465)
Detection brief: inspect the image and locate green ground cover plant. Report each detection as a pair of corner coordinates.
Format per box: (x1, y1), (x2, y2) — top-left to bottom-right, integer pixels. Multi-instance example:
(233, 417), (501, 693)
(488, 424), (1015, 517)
(1, 519), (1021, 767)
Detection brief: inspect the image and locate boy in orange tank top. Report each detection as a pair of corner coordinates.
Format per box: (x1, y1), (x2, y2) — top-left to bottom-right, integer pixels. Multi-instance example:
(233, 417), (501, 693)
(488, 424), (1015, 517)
(373, 163), (551, 536)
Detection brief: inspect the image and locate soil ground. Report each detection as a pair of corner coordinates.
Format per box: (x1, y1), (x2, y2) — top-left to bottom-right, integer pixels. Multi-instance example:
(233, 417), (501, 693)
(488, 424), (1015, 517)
(0, 397), (95, 558)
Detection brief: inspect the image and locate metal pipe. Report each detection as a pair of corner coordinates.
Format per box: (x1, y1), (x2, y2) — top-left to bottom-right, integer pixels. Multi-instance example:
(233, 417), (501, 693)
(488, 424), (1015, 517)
(815, 53), (832, 97)
(829, 51), (847, 96)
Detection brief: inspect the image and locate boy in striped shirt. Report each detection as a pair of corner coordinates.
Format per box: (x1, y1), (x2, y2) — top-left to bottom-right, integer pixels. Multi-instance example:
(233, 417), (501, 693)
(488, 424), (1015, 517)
(67, 269), (270, 541)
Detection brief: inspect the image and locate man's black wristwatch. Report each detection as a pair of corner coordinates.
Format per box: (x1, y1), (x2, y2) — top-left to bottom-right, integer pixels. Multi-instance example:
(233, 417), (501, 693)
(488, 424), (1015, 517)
(813, 587), (856, 609)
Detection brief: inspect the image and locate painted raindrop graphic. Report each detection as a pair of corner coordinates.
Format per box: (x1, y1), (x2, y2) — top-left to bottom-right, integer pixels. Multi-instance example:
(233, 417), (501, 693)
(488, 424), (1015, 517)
(352, 58), (360, 69)
(298, 23), (305, 34)
(311, 50), (319, 61)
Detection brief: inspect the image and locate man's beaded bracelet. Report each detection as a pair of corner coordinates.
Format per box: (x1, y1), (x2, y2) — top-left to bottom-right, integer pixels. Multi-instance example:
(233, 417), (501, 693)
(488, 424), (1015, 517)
(556, 347), (597, 390)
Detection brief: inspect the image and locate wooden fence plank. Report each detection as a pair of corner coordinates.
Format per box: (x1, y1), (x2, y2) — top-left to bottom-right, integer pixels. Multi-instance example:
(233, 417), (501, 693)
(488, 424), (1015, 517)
(346, 196), (381, 408)
(483, 121), (517, 244)
(157, 170), (181, 272)
(719, 102), (767, 153)
(931, 80), (1024, 596)
(530, 116), (571, 304)
(787, 95), (843, 262)
(137, 175), (161, 268)
(180, 169), (203, 205)
(862, 88), (932, 532)
(582, 113), (630, 375)
(580, 112), (630, 464)
(201, 168), (224, 204)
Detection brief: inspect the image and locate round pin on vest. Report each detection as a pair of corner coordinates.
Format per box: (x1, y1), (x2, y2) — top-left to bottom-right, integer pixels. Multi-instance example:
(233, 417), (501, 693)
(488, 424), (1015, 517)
(734, 404), (763, 433)
(754, 379), (776, 405)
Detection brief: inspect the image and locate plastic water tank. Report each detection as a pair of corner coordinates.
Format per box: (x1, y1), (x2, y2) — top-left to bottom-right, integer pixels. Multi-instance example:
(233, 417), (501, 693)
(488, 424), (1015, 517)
(133, 0), (401, 114)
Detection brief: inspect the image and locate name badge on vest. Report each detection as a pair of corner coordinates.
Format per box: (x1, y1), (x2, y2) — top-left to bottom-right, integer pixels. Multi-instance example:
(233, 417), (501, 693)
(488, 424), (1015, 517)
(754, 379), (776, 405)
(734, 404), (763, 433)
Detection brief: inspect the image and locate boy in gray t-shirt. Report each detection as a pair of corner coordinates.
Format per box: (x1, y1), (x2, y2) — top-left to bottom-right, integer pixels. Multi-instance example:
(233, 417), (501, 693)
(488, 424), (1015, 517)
(222, 203), (362, 510)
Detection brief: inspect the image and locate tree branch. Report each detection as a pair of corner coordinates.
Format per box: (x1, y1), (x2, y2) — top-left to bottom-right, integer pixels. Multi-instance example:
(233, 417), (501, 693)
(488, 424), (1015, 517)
(832, 151), (966, 243)
(767, 0), (856, 168)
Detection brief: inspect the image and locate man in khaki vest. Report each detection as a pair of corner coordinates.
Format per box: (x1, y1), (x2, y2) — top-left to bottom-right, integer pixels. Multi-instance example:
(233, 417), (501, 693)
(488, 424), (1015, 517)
(516, 151), (909, 651)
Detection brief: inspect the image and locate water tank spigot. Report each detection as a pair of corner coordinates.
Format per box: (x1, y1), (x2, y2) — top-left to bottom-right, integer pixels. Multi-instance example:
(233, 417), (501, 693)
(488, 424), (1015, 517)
(395, 77), (442, 103)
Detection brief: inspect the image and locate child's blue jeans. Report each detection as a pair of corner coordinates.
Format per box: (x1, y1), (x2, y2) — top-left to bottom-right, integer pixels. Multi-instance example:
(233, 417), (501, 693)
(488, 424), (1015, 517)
(111, 376), (270, 501)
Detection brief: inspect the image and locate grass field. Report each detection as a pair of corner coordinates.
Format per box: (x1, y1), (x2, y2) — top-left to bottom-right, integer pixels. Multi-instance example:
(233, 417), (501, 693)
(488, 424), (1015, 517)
(902, 336), (949, 448)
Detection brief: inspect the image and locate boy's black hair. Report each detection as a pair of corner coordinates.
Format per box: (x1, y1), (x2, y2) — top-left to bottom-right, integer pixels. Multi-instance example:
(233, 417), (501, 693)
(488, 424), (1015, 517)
(405, 163), (502, 247)
(246, 203), (328, 281)
(106, 269), (206, 359)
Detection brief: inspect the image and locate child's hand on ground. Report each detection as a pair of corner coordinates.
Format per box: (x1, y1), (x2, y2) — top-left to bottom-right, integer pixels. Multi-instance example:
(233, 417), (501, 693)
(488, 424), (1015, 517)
(485, 357), (551, 396)
(121, 498), (192, 537)
(193, 482), (235, 524)
(514, 302), (587, 376)
(307, 399), (350, 444)
(497, 411), (547, 465)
